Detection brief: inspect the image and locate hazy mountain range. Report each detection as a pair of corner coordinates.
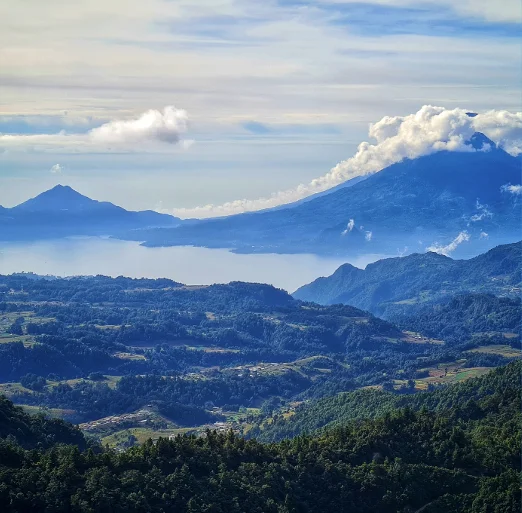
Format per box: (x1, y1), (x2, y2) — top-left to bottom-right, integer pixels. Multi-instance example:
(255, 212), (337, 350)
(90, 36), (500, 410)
(0, 185), (180, 241)
(2, 133), (520, 259)
(293, 240), (522, 317)
(120, 132), (522, 256)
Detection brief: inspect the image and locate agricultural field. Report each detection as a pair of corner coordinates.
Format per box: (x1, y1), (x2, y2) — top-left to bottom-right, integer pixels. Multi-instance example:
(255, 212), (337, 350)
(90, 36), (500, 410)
(414, 364), (493, 390)
(467, 344), (521, 358)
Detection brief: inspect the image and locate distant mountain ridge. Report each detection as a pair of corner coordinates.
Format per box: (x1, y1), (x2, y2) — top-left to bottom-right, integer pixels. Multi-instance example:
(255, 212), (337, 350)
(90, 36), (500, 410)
(0, 185), (181, 241)
(120, 133), (521, 256)
(293, 241), (522, 317)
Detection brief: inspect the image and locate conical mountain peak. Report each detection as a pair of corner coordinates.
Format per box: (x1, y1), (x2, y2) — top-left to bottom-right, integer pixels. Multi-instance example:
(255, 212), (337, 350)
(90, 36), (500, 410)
(13, 185), (100, 212)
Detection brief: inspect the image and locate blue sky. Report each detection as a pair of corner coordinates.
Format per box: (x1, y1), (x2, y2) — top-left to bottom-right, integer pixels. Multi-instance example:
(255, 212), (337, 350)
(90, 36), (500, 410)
(0, 0), (520, 214)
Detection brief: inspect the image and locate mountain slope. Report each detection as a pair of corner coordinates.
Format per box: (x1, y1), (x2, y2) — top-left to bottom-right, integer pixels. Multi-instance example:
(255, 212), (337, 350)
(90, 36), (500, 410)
(12, 185), (116, 213)
(0, 395), (87, 449)
(394, 293), (521, 341)
(293, 241), (522, 316)
(0, 362), (519, 513)
(123, 136), (521, 255)
(0, 185), (181, 241)
(250, 360), (521, 442)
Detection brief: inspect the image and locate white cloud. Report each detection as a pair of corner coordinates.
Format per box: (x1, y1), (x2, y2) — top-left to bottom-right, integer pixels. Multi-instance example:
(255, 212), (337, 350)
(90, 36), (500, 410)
(469, 199), (492, 222)
(501, 183), (522, 195)
(473, 110), (522, 156)
(365, 231), (373, 242)
(479, 231), (489, 239)
(172, 105), (522, 218)
(0, 106), (189, 153)
(426, 231), (470, 256)
(89, 106), (188, 145)
(341, 218), (355, 235)
(50, 163), (62, 174)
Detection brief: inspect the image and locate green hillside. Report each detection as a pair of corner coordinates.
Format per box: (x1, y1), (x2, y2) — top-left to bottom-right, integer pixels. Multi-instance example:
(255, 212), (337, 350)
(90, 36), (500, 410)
(294, 241), (522, 317)
(251, 361), (521, 443)
(0, 362), (519, 512)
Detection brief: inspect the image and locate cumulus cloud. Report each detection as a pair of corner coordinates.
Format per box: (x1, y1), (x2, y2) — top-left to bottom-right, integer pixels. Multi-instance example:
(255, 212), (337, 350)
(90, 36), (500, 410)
(501, 183), (522, 195)
(480, 232), (489, 239)
(473, 110), (522, 156)
(341, 218), (355, 236)
(172, 105), (522, 218)
(426, 231), (471, 256)
(89, 106), (188, 145)
(0, 106), (189, 152)
(50, 163), (62, 174)
(365, 231), (373, 242)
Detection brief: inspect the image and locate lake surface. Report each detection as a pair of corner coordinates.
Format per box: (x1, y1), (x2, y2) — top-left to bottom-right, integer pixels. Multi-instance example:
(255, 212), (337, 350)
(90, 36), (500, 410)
(0, 237), (387, 292)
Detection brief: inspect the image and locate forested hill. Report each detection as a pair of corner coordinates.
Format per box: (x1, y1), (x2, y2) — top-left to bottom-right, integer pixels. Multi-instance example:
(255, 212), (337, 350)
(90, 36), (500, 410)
(393, 293), (521, 343)
(293, 240), (521, 317)
(0, 273), (407, 426)
(249, 360), (522, 442)
(0, 395), (86, 449)
(0, 361), (519, 512)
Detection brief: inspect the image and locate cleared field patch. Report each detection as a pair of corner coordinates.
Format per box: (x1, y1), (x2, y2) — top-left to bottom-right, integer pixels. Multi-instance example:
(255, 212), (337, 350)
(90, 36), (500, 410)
(0, 382), (35, 395)
(414, 366), (493, 390)
(401, 331), (444, 345)
(221, 356), (342, 380)
(113, 352), (146, 361)
(467, 344), (521, 358)
(46, 375), (122, 390)
(101, 427), (196, 448)
(0, 334), (35, 347)
(18, 405), (76, 420)
(186, 345), (240, 354)
(393, 291), (432, 306)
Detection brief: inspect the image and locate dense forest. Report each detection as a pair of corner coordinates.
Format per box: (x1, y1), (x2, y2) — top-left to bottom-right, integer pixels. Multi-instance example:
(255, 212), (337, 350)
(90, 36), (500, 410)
(0, 362), (519, 512)
(249, 357), (522, 442)
(392, 293), (521, 342)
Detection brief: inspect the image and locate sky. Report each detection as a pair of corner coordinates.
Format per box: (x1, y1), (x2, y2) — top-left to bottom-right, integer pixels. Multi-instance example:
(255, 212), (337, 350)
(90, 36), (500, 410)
(0, 0), (520, 216)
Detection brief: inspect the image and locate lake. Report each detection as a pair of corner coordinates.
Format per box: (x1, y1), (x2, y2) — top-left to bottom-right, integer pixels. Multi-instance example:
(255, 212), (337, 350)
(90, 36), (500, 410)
(0, 237), (387, 292)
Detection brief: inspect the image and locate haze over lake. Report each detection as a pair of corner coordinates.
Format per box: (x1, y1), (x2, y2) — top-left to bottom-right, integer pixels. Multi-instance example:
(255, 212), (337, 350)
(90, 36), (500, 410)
(0, 237), (387, 292)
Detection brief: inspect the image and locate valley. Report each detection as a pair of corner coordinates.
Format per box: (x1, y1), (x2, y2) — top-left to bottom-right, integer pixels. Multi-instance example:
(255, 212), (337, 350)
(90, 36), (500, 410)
(0, 242), (519, 451)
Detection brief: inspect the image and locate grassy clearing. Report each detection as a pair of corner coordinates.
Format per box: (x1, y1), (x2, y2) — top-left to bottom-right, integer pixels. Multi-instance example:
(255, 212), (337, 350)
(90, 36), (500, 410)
(220, 356), (342, 381)
(401, 331), (444, 345)
(46, 375), (122, 390)
(186, 345), (240, 354)
(467, 344), (521, 358)
(18, 405), (76, 419)
(221, 408), (261, 423)
(0, 382), (34, 395)
(0, 334), (35, 347)
(394, 291), (432, 305)
(101, 427), (196, 447)
(113, 352), (146, 361)
(414, 366), (493, 390)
